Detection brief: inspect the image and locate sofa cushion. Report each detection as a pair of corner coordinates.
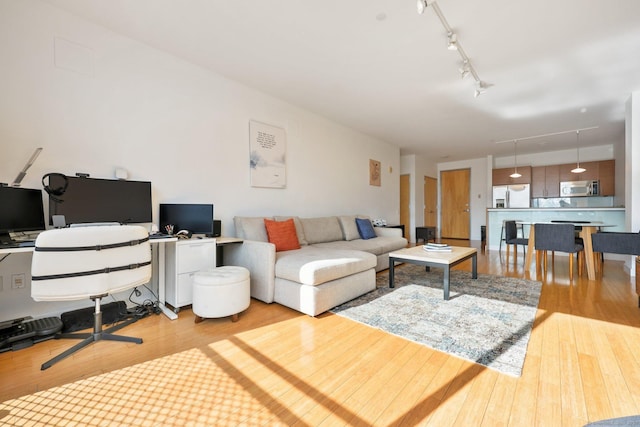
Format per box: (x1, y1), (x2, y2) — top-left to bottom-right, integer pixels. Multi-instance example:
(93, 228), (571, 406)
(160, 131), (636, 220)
(299, 216), (343, 244)
(338, 215), (361, 241)
(275, 246), (376, 286)
(356, 218), (377, 240)
(274, 216), (308, 246)
(234, 216), (270, 242)
(313, 236), (406, 256)
(264, 218), (301, 252)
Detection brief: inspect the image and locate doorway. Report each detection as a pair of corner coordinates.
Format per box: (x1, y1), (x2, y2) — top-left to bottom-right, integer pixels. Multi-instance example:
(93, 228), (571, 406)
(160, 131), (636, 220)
(423, 176), (437, 228)
(400, 174), (410, 238)
(440, 169), (470, 239)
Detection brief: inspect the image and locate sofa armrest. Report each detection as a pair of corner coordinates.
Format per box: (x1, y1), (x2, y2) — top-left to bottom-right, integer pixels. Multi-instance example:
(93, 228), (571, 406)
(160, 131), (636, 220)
(224, 240), (276, 303)
(374, 227), (403, 238)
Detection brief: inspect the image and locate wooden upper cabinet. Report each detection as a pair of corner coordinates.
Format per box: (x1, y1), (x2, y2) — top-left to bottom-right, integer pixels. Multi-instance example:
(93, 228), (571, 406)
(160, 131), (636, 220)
(559, 161), (599, 182)
(492, 166), (531, 186)
(531, 165), (560, 198)
(495, 160), (614, 196)
(598, 159), (615, 196)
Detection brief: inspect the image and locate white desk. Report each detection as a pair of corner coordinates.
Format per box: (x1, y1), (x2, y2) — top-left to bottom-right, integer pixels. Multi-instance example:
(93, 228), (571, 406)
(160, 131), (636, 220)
(0, 235), (243, 320)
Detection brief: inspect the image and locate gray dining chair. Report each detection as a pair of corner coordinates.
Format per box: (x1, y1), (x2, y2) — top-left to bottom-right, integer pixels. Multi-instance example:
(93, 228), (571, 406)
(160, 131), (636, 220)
(504, 220), (528, 264)
(534, 223), (584, 280)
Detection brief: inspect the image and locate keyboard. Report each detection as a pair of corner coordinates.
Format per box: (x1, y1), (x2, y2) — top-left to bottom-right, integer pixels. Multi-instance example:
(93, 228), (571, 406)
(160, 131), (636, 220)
(0, 240), (35, 249)
(149, 233), (171, 240)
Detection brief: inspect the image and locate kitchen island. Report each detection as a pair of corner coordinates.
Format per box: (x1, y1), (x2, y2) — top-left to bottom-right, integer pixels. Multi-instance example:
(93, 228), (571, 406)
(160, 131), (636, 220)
(486, 208), (625, 251)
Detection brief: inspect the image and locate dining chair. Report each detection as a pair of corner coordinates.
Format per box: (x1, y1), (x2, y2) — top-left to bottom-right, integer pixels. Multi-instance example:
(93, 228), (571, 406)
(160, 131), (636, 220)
(31, 224), (152, 370)
(504, 220), (528, 264)
(534, 223), (584, 280)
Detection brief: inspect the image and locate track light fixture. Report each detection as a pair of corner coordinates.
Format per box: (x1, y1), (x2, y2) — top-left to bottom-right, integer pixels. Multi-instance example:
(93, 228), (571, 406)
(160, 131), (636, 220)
(571, 130), (586, 173)
(459, 60), (470, 79)
(416, 1), (490, 97)
(510, 140), (522, 178)
(416, 0), (429, 15)
(447, 32), (458, 50)
(474, 81), (489, 98)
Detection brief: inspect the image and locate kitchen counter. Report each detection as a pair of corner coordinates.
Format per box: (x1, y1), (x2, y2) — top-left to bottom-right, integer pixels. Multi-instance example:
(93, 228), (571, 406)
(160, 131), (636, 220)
(485, 207), (626, 251)
(487, 207), (625, 212)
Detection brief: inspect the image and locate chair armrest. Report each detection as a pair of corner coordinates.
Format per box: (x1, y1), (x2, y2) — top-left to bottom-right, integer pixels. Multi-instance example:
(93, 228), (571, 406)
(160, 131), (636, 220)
(224, 240), (276, 303)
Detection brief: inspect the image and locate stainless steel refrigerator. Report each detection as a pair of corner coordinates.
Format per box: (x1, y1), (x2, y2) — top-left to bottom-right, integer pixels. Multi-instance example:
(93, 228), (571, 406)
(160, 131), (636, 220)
(492, 184), (530, 208)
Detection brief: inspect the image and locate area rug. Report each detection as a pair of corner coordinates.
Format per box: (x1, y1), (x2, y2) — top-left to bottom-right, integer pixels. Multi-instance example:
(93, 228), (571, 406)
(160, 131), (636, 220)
(331, 264), (542, 377)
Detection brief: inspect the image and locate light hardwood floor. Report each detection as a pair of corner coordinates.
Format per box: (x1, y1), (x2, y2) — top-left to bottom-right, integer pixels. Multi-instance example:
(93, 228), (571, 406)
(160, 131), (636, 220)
(1, 240), (640, 426)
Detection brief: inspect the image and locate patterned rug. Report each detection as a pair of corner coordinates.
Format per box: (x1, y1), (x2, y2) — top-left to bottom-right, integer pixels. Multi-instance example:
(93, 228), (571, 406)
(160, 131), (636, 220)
(331, 264), (542, 377)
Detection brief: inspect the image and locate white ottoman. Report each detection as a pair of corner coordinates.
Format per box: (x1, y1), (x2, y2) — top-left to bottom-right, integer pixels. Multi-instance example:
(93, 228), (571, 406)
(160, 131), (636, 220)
(192, 266), (250, 323)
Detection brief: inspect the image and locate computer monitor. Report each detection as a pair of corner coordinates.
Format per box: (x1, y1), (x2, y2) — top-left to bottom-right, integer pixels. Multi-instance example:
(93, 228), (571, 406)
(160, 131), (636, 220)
(0, 187), (45, 245)
(48, 175), (152, 226)
(159, 204), (214, 236)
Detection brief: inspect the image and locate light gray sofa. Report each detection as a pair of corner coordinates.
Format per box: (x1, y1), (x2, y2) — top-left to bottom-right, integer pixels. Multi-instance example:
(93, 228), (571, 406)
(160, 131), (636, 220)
(225, 215), (408, 316)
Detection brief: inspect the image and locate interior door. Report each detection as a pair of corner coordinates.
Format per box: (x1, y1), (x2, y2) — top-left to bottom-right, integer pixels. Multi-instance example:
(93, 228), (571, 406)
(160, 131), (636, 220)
(440, 169), (470, 239)
(400, 174), (410, 235)
(423, 176), (437, 227)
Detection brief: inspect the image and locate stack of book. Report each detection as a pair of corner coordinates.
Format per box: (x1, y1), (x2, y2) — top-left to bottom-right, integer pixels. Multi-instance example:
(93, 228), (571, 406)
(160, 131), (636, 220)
(423, 243), (452, 252)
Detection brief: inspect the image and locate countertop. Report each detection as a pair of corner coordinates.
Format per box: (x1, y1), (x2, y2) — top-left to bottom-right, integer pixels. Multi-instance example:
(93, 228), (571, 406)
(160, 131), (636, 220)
(487, 207), (625, 211)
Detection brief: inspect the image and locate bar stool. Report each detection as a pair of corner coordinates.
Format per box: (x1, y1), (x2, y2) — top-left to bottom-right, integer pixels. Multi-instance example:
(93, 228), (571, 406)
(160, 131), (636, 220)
(504, 220), (528, 264)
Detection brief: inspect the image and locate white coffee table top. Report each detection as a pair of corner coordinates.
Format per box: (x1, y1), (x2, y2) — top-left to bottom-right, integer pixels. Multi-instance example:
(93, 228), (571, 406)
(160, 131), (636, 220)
(389, 245), (477, 266)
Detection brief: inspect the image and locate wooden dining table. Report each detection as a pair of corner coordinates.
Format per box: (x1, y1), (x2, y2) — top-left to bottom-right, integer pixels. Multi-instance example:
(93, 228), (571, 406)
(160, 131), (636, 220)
(519, 221), (614, 280)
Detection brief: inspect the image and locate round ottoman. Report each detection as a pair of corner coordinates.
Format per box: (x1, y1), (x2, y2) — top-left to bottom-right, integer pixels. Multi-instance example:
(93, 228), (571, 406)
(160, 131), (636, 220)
(192, 266), (250, 323)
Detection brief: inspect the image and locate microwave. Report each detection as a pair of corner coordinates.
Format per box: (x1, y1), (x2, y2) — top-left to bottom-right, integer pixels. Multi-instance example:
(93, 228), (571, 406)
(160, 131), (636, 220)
(560, 180), (599, 197)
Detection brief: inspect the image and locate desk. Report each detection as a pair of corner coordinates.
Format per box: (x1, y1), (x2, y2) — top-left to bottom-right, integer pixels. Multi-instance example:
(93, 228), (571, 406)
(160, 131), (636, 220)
(520, 222), (613, 280)
(0, 236), (242, 320)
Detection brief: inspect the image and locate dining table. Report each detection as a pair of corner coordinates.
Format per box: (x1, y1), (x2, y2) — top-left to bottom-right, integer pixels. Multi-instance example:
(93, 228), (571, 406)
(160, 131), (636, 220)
(518, 221), (615, 280)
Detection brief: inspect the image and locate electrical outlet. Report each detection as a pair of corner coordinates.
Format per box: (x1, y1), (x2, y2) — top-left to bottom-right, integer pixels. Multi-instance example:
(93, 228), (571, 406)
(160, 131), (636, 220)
(12, 273), (25, 289)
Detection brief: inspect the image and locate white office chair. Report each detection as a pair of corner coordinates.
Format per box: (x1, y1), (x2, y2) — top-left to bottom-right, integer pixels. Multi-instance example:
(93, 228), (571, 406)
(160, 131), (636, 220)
(31, 225), (151, 370)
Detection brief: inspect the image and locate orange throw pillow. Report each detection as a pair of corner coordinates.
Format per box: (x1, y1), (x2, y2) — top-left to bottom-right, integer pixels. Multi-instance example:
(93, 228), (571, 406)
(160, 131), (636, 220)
(264, 218), (301, 252)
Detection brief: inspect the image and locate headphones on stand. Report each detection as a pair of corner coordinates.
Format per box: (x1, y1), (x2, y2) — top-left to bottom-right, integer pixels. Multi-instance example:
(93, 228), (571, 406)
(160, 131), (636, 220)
(42, 173), (69, 203)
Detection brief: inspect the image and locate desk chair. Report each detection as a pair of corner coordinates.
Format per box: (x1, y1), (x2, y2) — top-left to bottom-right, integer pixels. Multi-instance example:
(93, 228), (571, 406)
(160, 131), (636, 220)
(31, 225), (151, 370)
(504, 220), (528, 264)
(534, 223), (584, 281)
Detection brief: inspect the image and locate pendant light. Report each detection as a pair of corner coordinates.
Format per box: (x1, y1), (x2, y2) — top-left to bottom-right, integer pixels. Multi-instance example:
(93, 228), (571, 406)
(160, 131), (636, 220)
(510, 140), (522, 178)
(571, 130), (586, 173)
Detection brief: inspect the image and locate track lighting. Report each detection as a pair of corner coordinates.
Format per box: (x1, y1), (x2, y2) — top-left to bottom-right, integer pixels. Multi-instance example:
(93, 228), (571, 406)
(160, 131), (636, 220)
(510, 141), (521, 178)
(571, 130), (586, 173)
(474, 81), (488, 98)
(459, 60), (470, 79)
(416, 0), (429, 14)
(416, 1), (490, 97)
(447, 32), (458, 50)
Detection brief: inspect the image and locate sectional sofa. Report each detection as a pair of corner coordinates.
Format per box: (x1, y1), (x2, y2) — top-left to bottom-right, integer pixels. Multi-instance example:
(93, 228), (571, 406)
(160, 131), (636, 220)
(225, 215), (408, 316)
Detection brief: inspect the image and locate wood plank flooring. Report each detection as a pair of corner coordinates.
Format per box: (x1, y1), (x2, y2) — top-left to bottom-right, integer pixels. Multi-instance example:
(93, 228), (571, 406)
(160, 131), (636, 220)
(1, 240), (639, 426)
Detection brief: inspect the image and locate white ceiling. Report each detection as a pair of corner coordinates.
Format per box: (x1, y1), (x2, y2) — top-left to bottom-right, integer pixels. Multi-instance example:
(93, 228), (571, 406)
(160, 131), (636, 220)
(43, 0), (640, 161)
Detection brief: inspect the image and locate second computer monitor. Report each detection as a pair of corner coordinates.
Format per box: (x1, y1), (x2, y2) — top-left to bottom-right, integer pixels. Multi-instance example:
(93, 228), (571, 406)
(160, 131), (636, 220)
(159, 204), (214, 236)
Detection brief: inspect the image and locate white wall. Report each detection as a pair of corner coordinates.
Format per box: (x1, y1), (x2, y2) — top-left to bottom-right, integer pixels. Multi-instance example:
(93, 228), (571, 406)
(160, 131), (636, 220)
(0, 0), (401, 319)
(626, 92), (640, 276)
(400, 154), (437, 242)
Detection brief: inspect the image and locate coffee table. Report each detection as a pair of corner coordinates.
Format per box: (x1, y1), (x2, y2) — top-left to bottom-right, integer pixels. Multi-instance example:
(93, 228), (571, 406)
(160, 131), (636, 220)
(388, 245), (478, 300)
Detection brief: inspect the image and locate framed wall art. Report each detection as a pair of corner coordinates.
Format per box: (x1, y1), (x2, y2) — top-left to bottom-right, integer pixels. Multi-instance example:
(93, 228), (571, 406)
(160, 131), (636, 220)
(249, 120), (286, 188)
(369, 159), (381, 186)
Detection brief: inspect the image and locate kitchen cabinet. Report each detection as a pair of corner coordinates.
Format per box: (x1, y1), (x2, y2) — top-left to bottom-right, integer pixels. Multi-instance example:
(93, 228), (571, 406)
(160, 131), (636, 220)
(492, 166), (531, 186)
(559, 161), (599, 182)
(531, 165), (560, 197)
(165, 238), (217, 311)
(598, 159), (615, 196)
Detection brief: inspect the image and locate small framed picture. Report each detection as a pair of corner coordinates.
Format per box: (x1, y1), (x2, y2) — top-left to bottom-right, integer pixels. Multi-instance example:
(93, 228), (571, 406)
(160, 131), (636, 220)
(369, 159), (381, 186)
